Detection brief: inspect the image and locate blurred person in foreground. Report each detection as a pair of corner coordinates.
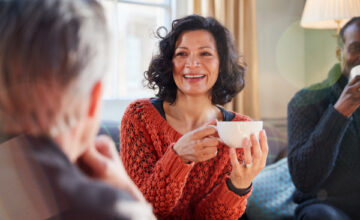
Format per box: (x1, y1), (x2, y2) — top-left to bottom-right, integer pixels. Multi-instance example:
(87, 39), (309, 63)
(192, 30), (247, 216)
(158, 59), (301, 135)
(0, 0), (153, 219)
(287, 17), (360, 220)
(120, 14), (268, 219)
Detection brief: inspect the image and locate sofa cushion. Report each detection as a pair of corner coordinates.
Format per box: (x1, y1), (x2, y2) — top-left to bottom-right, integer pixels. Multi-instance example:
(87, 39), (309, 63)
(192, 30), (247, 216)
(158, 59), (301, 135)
(264, 124), (288, 165)
(246, 158), (296, 220)
(98, 120), (120, 152)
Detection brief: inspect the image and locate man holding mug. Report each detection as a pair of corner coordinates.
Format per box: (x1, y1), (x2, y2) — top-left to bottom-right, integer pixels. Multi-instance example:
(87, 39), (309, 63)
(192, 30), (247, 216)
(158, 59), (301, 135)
(287, 17), (360, 220)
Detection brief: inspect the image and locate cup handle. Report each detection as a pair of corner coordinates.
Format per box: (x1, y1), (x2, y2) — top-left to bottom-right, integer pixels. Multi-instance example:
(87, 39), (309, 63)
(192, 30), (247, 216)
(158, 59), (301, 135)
(208, 124), (217, 131)
(208, 124), (224, 143)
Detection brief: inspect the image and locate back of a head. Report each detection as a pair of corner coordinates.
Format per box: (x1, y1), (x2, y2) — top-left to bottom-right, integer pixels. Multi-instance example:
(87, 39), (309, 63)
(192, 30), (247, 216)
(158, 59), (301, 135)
(0, 0), (108, 136)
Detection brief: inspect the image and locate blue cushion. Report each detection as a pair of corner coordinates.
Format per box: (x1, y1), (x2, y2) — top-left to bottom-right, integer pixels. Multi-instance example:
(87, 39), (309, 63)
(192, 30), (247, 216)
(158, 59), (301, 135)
(246, 158), (296, 220)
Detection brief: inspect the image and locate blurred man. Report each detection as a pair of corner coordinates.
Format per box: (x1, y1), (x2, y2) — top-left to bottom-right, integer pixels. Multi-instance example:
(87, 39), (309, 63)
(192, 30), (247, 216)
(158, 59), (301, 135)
(287, 17), (360, 220)
(0, 0), (153, 219)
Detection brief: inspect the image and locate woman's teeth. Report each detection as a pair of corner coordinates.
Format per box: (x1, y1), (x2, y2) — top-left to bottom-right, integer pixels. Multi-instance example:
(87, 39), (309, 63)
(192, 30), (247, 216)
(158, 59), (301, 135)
(184, 74), (205, 78)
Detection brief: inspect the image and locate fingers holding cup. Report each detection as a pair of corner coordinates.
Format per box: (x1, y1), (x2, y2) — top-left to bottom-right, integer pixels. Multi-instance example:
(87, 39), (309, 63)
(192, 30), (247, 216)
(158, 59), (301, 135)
(229, 148), (242, 172)
(259, 130), (269, 167)
(242, 137), (253, 167)
(248, 131), (268, 170)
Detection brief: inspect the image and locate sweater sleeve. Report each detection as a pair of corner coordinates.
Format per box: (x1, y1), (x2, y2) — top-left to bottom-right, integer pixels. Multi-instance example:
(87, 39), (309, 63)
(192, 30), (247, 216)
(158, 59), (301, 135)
(120, 105), (193, 217)
(287, 97), (352, 193)
(194, 178), (251, 219)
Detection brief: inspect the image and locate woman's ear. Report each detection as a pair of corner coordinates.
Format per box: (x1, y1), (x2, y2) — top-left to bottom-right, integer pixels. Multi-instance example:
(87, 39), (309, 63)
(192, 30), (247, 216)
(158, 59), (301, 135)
(88, 81), (103, 117)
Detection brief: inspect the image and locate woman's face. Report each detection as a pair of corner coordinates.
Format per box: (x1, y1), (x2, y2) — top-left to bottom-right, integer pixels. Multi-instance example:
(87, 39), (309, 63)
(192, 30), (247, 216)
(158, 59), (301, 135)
(172, 30), (220, 97)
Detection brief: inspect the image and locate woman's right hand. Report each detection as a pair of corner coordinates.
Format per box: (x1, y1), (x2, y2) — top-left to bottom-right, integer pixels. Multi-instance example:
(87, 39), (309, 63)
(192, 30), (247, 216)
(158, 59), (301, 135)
(173, 124), (219, 163)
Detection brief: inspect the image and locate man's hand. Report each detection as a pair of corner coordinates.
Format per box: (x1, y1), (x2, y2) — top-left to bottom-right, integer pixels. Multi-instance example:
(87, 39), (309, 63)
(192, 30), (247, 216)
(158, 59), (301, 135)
(78, 135), (145, 202)
(334, 75), (360, 117)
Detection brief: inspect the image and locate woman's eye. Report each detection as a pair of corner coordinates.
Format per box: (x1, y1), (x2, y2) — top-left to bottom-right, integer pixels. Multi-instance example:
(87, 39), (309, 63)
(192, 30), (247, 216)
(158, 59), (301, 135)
(201, 52), (212, 56)
(175, 52), (186, 56)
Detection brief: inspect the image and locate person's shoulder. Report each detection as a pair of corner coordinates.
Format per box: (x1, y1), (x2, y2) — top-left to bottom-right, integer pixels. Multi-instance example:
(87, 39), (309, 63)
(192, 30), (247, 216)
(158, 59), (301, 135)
(0, 136), (147, 220)
(123, 98), (153, 118)
(288, 83), (332, 110)
(52, 180), (153, 219)
(121, 98), (164, 129)
(74, 180), (154, 219)
(289, 64), (341, 109)
(125, 98), (151, 111)
(49, 157), (153, 219)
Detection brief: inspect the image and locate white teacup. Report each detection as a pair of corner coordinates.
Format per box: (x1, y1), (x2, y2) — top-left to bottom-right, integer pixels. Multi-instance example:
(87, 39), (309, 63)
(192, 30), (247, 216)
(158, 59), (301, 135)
(212, 121), (263, 148)
(350, 65), (360, 82)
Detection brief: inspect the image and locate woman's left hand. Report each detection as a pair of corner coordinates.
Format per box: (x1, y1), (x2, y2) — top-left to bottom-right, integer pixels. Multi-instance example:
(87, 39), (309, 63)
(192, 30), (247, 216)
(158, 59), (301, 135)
(229, 130), (268, 189)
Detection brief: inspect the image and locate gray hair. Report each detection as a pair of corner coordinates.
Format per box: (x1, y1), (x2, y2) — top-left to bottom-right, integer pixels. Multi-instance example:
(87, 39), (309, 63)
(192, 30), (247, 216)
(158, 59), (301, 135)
(0, 0), (109, 136)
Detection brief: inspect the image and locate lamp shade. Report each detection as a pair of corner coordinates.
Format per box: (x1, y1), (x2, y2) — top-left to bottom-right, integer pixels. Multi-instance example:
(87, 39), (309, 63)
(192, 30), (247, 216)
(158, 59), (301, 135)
(301, 0), (360, 29)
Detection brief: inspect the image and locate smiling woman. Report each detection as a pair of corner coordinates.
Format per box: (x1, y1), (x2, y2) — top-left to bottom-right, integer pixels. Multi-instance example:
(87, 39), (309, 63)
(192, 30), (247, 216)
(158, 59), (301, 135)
(120, 14), (269, 219)
(144, 14), (245, 105)
(172, 30), (219, 97)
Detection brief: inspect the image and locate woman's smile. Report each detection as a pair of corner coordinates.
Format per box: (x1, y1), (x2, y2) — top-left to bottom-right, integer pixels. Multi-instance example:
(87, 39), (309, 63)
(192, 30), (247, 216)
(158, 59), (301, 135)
(183, 74), (206, 79)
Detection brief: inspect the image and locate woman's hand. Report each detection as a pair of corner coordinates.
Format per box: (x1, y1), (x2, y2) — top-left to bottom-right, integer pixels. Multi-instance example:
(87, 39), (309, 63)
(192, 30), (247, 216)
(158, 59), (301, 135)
(78, 135), (145, 202)
(229, 130), (268, 189)
(173, 123), (219, 163)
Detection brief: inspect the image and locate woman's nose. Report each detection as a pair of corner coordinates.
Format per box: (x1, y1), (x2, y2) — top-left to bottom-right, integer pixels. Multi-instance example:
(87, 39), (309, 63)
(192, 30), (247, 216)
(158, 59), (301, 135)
(185, 54), (200, 67)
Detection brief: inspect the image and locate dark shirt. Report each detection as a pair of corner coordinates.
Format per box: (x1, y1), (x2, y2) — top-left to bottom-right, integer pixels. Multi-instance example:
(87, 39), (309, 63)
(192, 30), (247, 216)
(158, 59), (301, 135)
(0, 135), (152, 220)
(287, 64), (360, 218)
(150, 98), (252, 196)
(150, 98), (236, 121)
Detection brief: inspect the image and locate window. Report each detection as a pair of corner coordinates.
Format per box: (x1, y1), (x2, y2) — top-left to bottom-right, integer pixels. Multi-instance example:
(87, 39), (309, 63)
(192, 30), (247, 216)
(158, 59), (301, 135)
(101, 0), (173, 99)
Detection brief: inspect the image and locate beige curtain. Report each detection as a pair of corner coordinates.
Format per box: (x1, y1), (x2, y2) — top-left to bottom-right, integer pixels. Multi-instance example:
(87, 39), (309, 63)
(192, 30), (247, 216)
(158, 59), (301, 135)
(193, 0), (260, 120)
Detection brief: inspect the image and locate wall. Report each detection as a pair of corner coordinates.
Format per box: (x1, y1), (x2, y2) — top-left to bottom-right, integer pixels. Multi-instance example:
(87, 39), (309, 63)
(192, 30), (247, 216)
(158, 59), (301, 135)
(256, 0), (338, 120)
(304, 29), (337, 85)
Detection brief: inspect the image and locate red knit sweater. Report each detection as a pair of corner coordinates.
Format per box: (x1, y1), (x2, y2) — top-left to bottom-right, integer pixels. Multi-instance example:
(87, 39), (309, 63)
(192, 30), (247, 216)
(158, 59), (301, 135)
(120, 99), (252, 219)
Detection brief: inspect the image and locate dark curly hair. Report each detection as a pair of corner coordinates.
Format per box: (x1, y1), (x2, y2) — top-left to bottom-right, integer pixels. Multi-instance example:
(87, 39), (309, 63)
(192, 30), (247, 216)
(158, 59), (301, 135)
(144, 14), (246, 105)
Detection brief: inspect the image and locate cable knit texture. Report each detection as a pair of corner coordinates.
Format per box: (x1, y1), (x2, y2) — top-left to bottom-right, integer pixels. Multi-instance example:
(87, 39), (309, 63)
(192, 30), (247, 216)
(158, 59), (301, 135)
(287, 64), (360, 219)
(121, 98), (252, 219)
